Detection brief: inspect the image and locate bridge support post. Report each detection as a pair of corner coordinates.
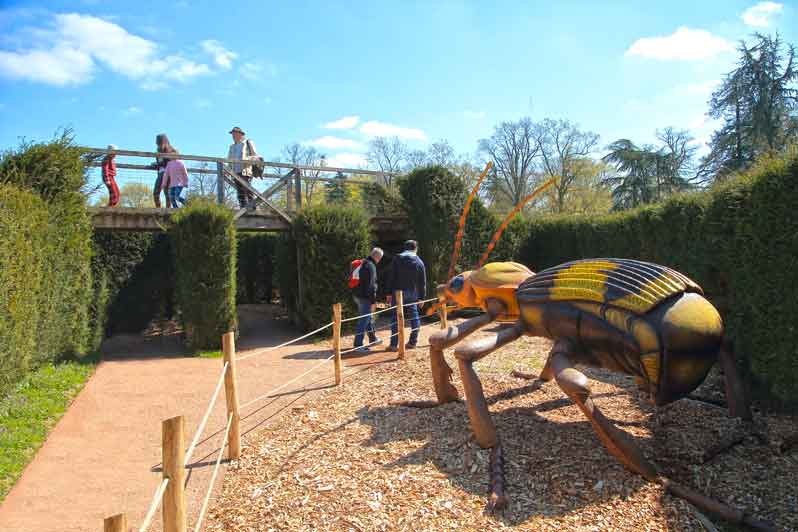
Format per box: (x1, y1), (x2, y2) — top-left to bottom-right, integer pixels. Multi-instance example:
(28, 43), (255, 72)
(294, 166), (302, 209)
(216, 162), (224, 205)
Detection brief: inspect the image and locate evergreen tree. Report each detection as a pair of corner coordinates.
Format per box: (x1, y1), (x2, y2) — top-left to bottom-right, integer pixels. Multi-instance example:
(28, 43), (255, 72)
(324, 171), (349, 204)
(701, 33), (798, 180)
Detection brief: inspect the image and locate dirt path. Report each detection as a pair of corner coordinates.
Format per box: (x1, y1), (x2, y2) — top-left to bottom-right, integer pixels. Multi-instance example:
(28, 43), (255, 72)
(0, 305), (418, 532)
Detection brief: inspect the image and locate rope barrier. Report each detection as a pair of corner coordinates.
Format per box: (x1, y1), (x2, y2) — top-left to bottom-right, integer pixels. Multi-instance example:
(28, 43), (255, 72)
(184, 361), (228, 466)
(138, 478), (169, 532)
(404, 296), (438, 307)
(339, 331), (401, 355)
(237, 322), (333, 362)
(239, 352), (336, 410)
(339, 303), (397, 324)
(192, 413), (233, 532)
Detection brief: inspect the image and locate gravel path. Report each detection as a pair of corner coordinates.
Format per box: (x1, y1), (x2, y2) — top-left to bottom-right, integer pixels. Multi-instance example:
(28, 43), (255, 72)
(0, 305), (409, 532)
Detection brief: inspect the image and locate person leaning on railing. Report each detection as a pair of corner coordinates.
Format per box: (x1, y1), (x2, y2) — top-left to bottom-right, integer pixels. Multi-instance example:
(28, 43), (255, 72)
(101, 144), (120, 207)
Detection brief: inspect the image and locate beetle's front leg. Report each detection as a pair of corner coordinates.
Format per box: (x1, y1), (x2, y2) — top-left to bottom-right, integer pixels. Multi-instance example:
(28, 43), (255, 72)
(455, 323), (523, 511)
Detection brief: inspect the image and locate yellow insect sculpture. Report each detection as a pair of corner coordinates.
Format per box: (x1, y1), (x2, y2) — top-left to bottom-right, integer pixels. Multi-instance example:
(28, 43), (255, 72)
(402, 163), (772, 531)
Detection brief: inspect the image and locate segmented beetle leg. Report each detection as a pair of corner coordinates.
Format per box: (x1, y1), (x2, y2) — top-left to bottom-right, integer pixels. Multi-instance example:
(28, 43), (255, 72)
(486, 441), (507, 514)
(718, 340), (752, 421)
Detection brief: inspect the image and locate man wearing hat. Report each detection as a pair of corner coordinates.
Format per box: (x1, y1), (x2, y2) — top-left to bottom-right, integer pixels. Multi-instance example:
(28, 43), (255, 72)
(227, 126), (259, 208)
(386, 240), (427, 351)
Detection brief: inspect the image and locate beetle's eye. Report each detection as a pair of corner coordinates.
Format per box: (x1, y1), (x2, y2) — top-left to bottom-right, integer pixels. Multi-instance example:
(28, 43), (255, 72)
(450, 275), (465, 293)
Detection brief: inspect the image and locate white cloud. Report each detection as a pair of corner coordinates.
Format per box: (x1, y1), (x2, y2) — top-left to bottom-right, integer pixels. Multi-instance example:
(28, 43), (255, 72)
(463, 110), (485, 119)
(625, 27), (734, 61)
(684, 79), (720, 97)
(326, 152), (368, 168)
(201, 39), (237, 69)
(323, 115), (360, 129)
(742, 2), (783, 27)
(239, 61), (262, 80)
(304, 136), (366, 150)
(0, 13), (211, 88)
(123, 105), (141, 115)
(359, 120), (427, 140)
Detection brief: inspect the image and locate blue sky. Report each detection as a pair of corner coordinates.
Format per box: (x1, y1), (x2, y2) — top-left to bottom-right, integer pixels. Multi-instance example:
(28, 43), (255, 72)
(0, 1), (795, 171)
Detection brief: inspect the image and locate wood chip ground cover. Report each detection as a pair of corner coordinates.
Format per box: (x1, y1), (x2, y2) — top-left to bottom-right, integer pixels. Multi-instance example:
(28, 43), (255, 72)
(209, 321), (798, 531)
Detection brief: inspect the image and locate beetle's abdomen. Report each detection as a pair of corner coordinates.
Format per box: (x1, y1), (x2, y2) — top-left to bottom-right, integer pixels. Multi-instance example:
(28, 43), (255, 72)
(652, 292), (723, 405)
(517, 258), (702, 315)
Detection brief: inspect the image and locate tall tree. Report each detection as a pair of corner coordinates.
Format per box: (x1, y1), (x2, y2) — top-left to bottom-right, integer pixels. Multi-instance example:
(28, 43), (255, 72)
(282, 143), (326, 204)
(701, 33), (798, 179)
(324, 171), (349, 204)
(477, 117), (542, 206)
(427, 139), (457, 167)
(367, 136), (406, 187)
(602, 131), (695, 210)
(536, 118), (600, 213)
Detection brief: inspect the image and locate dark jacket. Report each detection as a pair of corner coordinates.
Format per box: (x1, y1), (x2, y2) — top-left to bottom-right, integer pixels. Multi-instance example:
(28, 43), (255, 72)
(355, 256), (378, 303)
(387, 251), (426, 299)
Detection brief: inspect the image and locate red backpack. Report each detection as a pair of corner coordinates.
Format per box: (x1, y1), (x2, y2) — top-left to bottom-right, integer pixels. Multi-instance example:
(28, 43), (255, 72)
(348, 259), (364, 289)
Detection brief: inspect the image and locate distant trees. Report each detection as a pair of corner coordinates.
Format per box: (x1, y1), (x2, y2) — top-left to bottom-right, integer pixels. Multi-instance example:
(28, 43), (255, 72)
(701, 33), (798, 180)
(282, 143), (327, 204)
(367, 136), (406, 187)
(602, 129), (696, 210)
(324, 171), (349, 204)
(477, 117), (541, 207)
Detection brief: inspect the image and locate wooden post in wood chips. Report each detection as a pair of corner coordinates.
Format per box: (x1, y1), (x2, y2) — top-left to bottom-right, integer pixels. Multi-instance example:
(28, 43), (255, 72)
(222, 331), (241, 459)
(103, 513), (127, 532)
(162, 416), (186, 532)
(333, 303), (342, 385)
(396, 290), (405, 360)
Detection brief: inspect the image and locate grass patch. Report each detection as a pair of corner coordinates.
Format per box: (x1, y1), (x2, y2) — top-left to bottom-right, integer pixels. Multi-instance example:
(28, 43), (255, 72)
(0, 356), (97, 501)
(197, 350), (223, 359)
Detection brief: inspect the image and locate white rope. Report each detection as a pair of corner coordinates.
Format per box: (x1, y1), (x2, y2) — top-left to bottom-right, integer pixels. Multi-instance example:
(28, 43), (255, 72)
(237, 322), (333, 362)
(184, 362), (228, 466)
(138, 478), (169, 532)
(240, 352), (336, 410)
(404, 296), (438, 307)
(340, 303), (397, 324)
(192, 413), (234, 532)
(339, 331), (400, 355)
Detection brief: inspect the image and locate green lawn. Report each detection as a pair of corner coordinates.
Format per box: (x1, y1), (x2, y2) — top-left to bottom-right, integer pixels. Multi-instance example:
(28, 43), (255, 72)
(0, 356), (97, 501)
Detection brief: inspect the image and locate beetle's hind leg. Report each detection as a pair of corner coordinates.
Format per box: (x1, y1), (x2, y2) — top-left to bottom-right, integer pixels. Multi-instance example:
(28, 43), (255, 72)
(511, 352), (555, 387)
(454, 323), (524, 512)
(718, 339), (752, 420)
(549, 339), (659, 480)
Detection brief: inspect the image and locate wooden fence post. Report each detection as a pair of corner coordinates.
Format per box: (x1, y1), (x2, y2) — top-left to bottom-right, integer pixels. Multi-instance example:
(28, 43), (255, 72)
(103, 513), (127, 532)
(439, 298), (448, 329)
(395, 290), (405, 360)
(333, 303), (342, 385)
(162, 416), (187, 532)
(294, 166), (302, 209)
(222, 332), (241, 460)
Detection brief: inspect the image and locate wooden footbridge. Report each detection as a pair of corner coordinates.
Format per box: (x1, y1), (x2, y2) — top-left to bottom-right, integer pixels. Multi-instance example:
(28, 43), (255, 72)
(85, 147), (408, 240)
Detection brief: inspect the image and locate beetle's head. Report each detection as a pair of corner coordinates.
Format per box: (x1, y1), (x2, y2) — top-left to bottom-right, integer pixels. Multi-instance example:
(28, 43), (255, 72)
(438, 270), (479, 310)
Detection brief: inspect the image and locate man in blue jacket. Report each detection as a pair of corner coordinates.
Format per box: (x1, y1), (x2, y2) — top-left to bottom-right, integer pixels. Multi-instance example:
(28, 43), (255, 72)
(387, 240), (426, 350)
(352, 247), (384, 353)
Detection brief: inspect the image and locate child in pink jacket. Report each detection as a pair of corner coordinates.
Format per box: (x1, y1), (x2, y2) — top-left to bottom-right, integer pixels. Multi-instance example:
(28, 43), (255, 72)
(161, 158), (189, 208)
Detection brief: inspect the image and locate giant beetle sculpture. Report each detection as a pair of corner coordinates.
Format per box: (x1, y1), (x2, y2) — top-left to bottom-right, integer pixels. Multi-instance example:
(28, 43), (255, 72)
(404, 163), (771, 531)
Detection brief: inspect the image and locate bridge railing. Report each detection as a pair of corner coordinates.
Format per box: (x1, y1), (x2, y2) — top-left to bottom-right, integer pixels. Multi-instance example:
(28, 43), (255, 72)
(83, 147), (397, 215)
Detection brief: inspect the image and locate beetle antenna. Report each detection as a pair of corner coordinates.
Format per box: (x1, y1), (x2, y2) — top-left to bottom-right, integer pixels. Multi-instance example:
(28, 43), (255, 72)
(475, 175), (559, 269)
(447, 161), (493, 281)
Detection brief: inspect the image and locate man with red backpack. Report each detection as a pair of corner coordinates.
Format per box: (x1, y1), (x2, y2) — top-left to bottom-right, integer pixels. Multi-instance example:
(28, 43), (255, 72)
(350, 247), (384, 353)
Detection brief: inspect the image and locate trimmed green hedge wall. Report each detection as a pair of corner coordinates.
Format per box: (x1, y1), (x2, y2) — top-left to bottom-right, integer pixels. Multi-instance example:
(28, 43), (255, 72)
(237, 234), (276, 304)
(518, 150), (798, 407)
(170, 202), (237, 350)
(277, 205), (371, 331)
(92, 232), (175, 335)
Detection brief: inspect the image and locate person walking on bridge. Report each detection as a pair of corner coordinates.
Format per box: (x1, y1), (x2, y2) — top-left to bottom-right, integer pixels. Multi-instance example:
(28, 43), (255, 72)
(101, 144), (120, 207)
(161, 156), (188, 208)
(150, 133), (177, 208)
(387, 240), (426, 351)
(227, 126), (260, 209)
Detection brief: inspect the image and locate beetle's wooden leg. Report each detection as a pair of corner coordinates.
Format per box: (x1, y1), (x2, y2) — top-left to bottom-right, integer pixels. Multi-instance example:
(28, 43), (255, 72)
(549, 340), (659, 480)
(718, 340), (752, 420)
(455, 323), (523, 511)
(400, 312), (497, 408)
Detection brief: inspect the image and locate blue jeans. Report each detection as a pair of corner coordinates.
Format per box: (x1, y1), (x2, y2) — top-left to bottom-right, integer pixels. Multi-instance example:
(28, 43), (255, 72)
(169, 186), (186, 208)
(391, 289), (420, 347)
(353, 296), (377, 347)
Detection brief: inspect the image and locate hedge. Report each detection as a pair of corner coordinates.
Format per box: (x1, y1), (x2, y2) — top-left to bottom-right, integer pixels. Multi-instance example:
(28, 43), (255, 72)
(517, 150), (798, 408)
(92, 232), (175, 335)
(237, 234), (276, 304)
(277, 205), (371, 331)
(170, 202), (237, 350)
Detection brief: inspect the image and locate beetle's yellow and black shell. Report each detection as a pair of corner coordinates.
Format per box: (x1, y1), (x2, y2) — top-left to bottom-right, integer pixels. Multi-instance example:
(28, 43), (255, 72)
(516, 258), (722, 405)
(516, 258), (703, 314)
